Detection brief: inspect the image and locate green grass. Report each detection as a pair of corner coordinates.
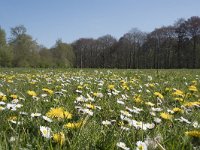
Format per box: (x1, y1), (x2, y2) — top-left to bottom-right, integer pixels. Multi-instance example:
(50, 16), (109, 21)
(0, 69), (200, 150)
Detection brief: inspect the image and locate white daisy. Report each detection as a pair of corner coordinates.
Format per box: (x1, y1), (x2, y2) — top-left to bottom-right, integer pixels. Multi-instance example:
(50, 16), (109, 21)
(42, 116), (53, 122)
(40, 126), (51, 139)
(102, 120), (112, 125)
(116, 142), (130, 150)
(136, 141), (148, 150)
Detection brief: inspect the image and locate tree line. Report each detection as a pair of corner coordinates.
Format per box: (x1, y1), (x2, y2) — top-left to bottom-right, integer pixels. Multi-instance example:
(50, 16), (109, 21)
(0, 16), (200, 68)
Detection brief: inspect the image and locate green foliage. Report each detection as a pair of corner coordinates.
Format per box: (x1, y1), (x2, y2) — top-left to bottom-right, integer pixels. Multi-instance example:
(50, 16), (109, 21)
(51, 39), (75, 68)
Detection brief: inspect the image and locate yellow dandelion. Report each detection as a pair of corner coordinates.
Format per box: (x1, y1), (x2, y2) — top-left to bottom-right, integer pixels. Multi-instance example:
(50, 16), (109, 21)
(85, 104), (95, 109)
(93, 93), (98, 97)
(42, 88), (54, 95)
(8, 116), (17, 121)
(77, 85), (83, 89)
(145, 102), (155, 106)
(46, 107), (72, 119)
(10, 94), (18, 99)
(154, 92), (164, 99)
(191, 80), (197, 86)
(27, 90), (37, 97)
(7, 80), (13, 83)
(188, 85), (198, 92)
(173, 107), (183, 113)
(122, 85), (129, 90)
(172, 89), (184, 97)
(134, 95), (143, 103)
(2, 96), (7, 101)
(0, 94), (7, 101)
(53, 132), (65, 145)
(174, 97), (184, 102)
(64, 121), (82, 129)
(160, 112), (173, 120)
(149, 83), (155, 88)
(165, 87), (171, 92)
(183, 101), (200, 107)
(185, 130), (200, 138)
(108, 84), (115, 90)
(118, 121), (124, 126)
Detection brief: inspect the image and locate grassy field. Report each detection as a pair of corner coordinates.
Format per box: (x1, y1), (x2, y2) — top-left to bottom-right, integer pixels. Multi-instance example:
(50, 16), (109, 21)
(0, 69), (200, 150)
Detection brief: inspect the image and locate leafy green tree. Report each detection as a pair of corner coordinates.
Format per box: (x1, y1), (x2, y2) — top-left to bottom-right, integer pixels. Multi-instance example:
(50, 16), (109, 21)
(0, 27), (13, 67)
(9, 25), (39, 67)
(39, 47), (54, 67)
(51, 39), (75, 67)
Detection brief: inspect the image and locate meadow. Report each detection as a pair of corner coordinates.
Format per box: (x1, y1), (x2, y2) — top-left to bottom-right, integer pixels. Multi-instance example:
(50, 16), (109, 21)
(0, 69), (200, 150)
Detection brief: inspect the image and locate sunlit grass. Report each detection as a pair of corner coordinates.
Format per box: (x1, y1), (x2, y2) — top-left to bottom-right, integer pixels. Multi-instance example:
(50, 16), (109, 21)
(0, 69), (200, 149)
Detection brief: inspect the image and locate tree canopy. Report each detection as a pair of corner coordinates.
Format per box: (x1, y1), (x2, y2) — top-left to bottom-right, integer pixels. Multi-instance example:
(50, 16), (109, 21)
(0, 16), (200, 68)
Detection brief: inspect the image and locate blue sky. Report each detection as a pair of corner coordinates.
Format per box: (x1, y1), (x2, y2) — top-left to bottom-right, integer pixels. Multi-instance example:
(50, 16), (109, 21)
(1, 0), (200, 48)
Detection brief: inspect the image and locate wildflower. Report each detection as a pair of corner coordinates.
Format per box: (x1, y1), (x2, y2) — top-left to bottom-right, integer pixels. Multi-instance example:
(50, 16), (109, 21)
(175, 117), (191, 124)
(126, 106), (141, 114)
(118, 121), (124, 126)
(136, 141), (148, 150)
(64, 121), (82, 129)
(145, 102), (155, 107)
(145, 123), (155, 129)
(2, 96), (7, 101)
(85, 103), (96, 109)
(10, 94), (18, 99)
(183, 101), (200, 107)
(149, 83), (155, 87)
(19, 112), (28, 115)
(120, 110), (132, 117)
(77, 108), (94, 116)
(174, 97), (184, 102)
(172, 89), (184, 97)
(185, 130), (200, 138)
(188, 85), (198, 92)
(117, 100), (125, 105)
(165, 87), (171, 92)
(108, 84), (115, 90)
(77, 85), (83, 89)
(154, 92), (164, 100)
(134, 95), (143, 103)
(154, 117), (162, 123)
(31, 113), (41, 118)
(160, 112), (173, 120)
(46, 107), (72, 119)
(12, 99), (19, 103)
(102, 120), (112, 125)
(116, 142), (130, 150)
(27, 90), (37, 97)
(93, 92), (103, 98)
(173, 107), (183, 113)
(122, 85), (129, 90)
(75, 95), (88, 103)
(42, 88), (53, 95)
(53, 132), (65, 145)
(0, 101), (6, 105)
(40, 126), (51, 138)
(41, 93), (48, 97)
(42, 116), (53, 122)
(0, 93), (7, 101)
(6, 103), (23, 111)
(151, 107), (162, 112)
(8, 116), (17, 122)
(193, 121), (200, 128)
(191, 80), (197, 86)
